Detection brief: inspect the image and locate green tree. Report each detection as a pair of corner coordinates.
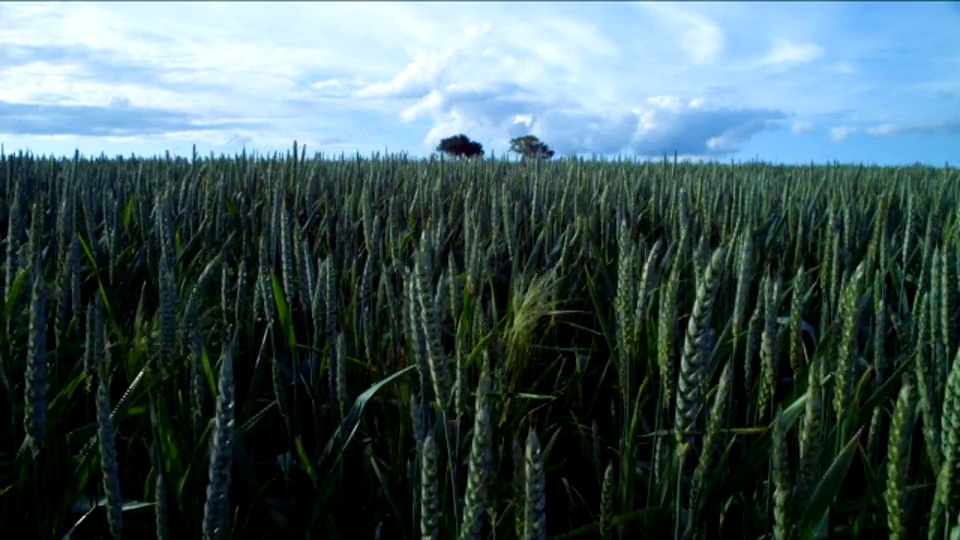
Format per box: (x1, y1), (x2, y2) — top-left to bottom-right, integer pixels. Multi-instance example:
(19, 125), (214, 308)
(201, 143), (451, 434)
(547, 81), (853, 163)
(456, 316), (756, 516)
(509, 135), (555, 160)
(436, 134), (485, 158)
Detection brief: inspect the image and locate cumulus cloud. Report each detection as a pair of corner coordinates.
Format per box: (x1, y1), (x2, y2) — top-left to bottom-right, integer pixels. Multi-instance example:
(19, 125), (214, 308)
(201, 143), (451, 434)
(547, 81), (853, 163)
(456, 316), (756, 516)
(627, 97), (785, 156)
(0, 2), (956, 164)
(401, 83), (784, 157)
(830, 126), (856, 142)
(355, 50), (458, 100)
(355, 24), (491, 100)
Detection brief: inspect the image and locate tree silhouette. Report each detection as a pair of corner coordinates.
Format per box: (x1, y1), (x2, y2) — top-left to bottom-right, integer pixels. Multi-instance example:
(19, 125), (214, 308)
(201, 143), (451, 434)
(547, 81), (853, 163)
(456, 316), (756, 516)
(436, 134), (484, 158)
(509, 135), (555, 160)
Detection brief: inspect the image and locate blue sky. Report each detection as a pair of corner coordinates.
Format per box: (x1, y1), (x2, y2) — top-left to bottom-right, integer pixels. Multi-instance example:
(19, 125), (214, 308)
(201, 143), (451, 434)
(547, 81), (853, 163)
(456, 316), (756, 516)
(0, 2), (958, 165)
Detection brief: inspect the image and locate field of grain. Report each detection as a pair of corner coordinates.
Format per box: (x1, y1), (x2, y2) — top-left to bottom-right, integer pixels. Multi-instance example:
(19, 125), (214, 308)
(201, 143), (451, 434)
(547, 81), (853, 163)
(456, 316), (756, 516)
(0, 145), (958, 539)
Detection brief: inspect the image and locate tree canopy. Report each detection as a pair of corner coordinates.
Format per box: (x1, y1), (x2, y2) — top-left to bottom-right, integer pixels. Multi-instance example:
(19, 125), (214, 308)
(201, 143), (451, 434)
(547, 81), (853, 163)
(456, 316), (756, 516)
(509, 135), (555, 160)
(436, 134), (484, 159)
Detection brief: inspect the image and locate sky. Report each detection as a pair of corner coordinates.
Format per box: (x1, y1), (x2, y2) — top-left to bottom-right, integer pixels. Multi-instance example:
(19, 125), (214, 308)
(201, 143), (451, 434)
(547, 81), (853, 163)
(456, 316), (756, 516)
(0, 2), (958, 165)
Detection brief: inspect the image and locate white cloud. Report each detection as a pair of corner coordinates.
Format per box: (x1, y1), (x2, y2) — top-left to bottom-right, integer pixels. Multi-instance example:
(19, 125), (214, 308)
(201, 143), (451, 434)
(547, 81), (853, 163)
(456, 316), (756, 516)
(637, 3), (725, 65)
(830, 126), (856, 141)
(677, 14), (725, 65)
(400, 82), (783, 157)
(865, 119), (960, 136)
(311, 79), (347, 93)
(537, 19), (620, 58)
(355, 50), (455, 99)
(646, 96), (684, 112)
(355, 25), (491, 100)
(0, 2), (956, 164)
(864, 123), (898, 136)
(400, 89), (445, 122)
(761, 39), (824, 66)
(832, 62), (856, 74)
(513, 114), (534, 129)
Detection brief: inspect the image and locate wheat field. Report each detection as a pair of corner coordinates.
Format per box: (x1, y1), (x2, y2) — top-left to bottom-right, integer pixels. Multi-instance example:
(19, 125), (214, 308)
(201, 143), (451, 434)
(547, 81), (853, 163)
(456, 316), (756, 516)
(0, 145), (958, 539)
